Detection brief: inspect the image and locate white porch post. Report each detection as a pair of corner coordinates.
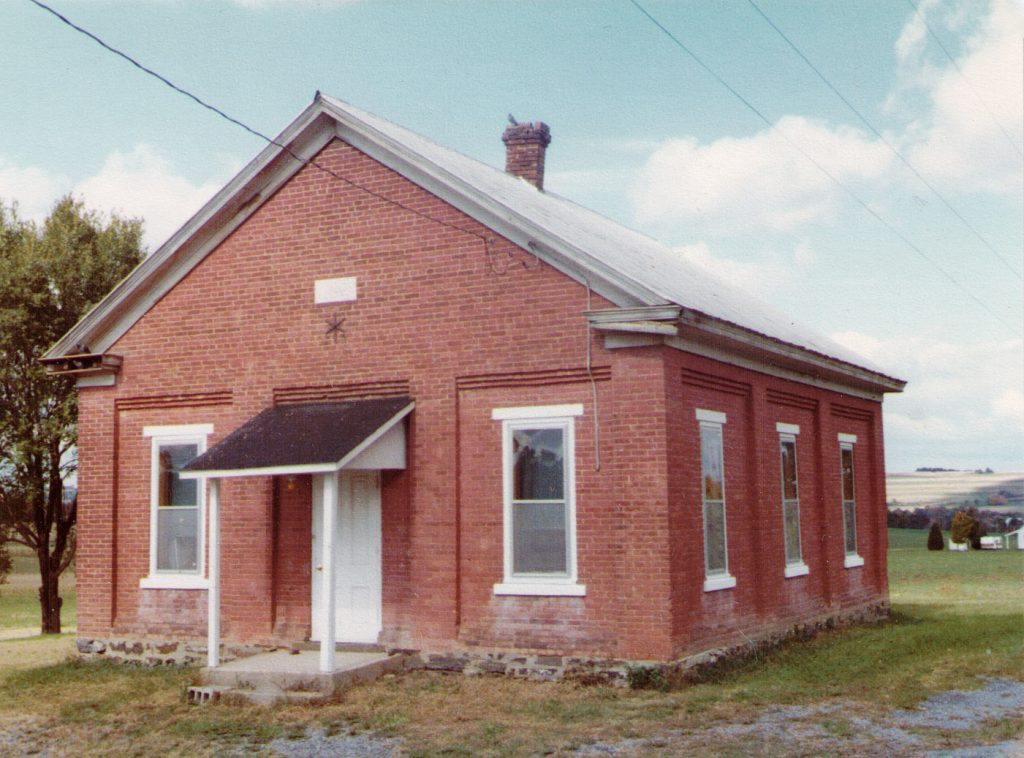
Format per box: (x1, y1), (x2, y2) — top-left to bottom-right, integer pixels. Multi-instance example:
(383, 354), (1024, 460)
(206, 477), (221, 668)
(319, 472), (338, 673)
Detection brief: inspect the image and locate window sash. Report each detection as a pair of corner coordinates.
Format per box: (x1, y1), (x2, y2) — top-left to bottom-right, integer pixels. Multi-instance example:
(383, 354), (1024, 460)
(703, 499), (728, 575)
(501, 416), (577, 584)
(699, 422), (729, 578)
(840, 443), (858, 556)
(843, 499), (858, 555)
(783, 499), (802, 564)
(779, 438), (802, 565)
(149, 435), (206, 577)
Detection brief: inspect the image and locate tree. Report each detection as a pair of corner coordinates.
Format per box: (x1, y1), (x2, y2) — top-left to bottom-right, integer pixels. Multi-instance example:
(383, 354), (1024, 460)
(0, 197), (143, 633)
(950, 510), (975, 548)
(965, 507), (985, 551)
(927, 522), (944, 551)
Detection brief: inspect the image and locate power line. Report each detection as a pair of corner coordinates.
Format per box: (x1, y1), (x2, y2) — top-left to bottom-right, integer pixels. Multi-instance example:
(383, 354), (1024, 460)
(627, 0), (1021, 337)
(906, 0), (1022, 159)
(25, 0), (493, 249)
(746, 0), (1022, 282)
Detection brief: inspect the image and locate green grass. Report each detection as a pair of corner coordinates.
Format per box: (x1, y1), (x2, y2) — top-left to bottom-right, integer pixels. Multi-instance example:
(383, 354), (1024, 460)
(0, 530), (1020, 756)
(0, 545), (76, 633)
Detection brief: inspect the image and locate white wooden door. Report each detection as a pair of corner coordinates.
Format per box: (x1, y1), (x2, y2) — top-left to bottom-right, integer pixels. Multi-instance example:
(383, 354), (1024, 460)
(311, 471), (382, 644)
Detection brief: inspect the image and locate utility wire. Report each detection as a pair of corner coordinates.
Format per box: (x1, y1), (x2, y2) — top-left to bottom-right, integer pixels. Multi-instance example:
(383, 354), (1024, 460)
(627, 0), (1021, 337)
(26, 0), (492, 248)
(747, 0), (1022, 282)
(906, 0), (1022, 159)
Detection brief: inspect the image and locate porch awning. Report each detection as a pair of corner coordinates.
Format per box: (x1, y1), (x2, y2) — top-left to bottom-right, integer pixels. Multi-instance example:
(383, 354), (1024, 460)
(180, 396), (413, 478)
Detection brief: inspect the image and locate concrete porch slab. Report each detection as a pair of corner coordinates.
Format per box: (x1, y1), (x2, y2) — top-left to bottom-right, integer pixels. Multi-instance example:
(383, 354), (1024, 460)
(200, 649), (407, 703)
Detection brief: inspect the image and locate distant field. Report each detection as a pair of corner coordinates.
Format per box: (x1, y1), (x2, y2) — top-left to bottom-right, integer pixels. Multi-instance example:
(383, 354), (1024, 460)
(886, 471), (1023, 510)
(0, 545), (76, 635)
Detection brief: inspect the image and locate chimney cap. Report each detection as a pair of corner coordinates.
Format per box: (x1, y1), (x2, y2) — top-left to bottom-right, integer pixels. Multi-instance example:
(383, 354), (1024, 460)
(502, 121), (551, 147)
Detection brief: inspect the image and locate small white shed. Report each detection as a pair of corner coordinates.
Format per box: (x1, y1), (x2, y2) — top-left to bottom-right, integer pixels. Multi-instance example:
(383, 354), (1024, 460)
(1003, 528), (1024, 550)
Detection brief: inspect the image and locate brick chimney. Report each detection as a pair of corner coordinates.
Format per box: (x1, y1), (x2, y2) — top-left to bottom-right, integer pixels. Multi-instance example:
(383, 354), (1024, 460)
(502, 121), (551, 190)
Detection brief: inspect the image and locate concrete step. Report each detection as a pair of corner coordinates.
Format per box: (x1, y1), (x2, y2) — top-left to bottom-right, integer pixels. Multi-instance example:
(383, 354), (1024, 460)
(201, 650), (408, 698)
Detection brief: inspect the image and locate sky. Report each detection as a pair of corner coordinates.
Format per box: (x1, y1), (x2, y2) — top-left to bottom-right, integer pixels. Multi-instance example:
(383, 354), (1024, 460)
(1, 0), (1021, 472)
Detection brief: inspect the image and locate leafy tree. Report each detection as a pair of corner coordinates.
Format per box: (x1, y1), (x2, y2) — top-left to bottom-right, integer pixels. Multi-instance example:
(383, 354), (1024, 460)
(965, 506), (985, 550)
(927, 522), (944, 551)
(0, 197), (143, 633)
(950, 510), (975, 547)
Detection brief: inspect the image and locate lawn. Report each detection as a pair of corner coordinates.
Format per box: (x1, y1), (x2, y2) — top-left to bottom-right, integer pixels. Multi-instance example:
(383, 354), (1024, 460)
(0, 546), (76, 636)
(0, 531), (1020, 756)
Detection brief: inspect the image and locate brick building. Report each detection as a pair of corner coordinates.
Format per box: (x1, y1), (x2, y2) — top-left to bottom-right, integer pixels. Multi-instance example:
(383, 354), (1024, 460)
(45, 95), (904, 675)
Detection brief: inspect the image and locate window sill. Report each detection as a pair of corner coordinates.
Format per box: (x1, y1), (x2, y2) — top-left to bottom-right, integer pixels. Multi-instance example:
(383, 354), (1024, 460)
(844, 554), (865, 569)
(703, 574), (737, 592)
(784, 562), (810, 578)
(140, 574), (209, 590)
(493, 582), (586, 597)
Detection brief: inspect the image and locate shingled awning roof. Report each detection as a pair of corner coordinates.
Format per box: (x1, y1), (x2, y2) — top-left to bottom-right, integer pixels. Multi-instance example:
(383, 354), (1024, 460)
(181, 397), (414, 478)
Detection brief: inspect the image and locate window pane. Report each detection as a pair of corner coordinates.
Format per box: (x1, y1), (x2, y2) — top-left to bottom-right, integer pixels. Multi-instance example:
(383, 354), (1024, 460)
(841, 447), (855, 501)
(157, 507), (198, 571)
(780, 440), (798, 500)
(843, 500), (857, 554)
(700, 426), (724, 501)
(513, 428), (564, 501)
(159, 444), (198, 507)
(704, 501), (727, 574)
(784, 500), (802, 563)
(512, 501), (567, 574)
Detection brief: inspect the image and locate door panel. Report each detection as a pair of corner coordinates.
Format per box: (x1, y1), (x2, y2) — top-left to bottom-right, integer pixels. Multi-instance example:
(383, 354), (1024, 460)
(311, 471), (382, 643)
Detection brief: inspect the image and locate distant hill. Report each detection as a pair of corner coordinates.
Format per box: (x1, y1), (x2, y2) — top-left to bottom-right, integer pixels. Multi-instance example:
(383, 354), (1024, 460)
(886, 471), (1024, 511)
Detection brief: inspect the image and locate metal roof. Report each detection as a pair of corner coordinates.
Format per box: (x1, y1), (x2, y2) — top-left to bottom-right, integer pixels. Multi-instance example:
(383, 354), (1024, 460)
(45, 94), (904, 394)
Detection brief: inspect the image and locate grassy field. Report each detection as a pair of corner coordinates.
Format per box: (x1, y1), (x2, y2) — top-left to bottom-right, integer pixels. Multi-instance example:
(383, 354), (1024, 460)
(0, 546), (76, 635)
(0, 532), (1021, 756)
(886, 471), (1024, 510)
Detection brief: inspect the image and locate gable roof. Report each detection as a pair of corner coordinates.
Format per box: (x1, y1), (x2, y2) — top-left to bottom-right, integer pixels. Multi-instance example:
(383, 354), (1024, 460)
(45, 93), (904, 395)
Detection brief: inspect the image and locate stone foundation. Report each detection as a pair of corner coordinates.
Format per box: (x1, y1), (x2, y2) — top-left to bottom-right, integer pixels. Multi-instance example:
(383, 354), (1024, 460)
(77, 600), (889, 682)
(410, 600), (890, 685)
(75, 637), (267, 667)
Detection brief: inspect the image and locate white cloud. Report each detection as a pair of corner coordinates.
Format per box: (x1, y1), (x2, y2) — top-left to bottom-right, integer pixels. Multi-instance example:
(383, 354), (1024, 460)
(830, 331), (1024, 470)
(991, 388), (1024, 425)
(73, 144), (225, 249)
(630, 116), (891, 232)
(0, 160), (68, 221)
(903, 0), (1024, 193)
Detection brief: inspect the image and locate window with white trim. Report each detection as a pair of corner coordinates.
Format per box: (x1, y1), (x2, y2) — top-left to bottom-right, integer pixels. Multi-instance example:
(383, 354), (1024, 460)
(839, 434), (863, 568)
(777, 423), (808, 577)
(141, 424), (212, 589)
(491, 404), (584, 597)
(697, 409), (735, 591)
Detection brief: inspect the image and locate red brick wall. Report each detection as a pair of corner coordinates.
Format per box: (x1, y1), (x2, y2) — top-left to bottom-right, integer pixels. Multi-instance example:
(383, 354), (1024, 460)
(663, 349), (888, 655)
(74, 134), (889, 660)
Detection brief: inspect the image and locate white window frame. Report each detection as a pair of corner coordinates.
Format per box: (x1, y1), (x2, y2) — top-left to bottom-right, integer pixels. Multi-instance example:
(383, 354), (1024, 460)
(839, 434), (864, 569)
(777, 423), (809, 578)
(140, 424), (213, 590)
(491, 404), (585, 597)
(697, 409), (736, 592)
